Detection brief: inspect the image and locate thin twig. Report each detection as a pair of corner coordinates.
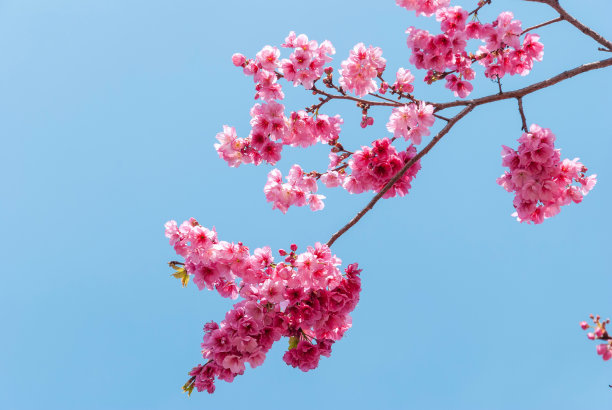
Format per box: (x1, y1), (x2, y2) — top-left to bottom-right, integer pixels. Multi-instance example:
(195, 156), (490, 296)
(521, 16), (564, 35)
(517, 97), (528, 132)
(599, 47), (612, 53)
(433, 113), (451, 122)
(326, 105), (476, 247)
(496, 75), (503, 94)
(311, 84), (399, 108)
(370, 93), (401, 104)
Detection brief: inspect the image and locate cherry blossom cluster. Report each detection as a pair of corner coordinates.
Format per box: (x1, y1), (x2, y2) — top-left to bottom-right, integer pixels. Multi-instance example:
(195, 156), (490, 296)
(165, 218), (361, 394)
(280, 31), (336, 90)
(391, 67), (416, 94)
(341, 138), (421, 198)
(215, 104), (343, 169)
(396, 0), (451, 17)
(215, 124), (283, 167)
(338, 43), (387, 97)
(404, 5), (544, 97)
(215, 32), (345, 169)
(386, 101), (435, 145)
(496, 124), (597, 224)
(263, 136), (423, 213)
(580, 315), (611, 361)
(264, 165), (325, 213)
(233, 31), (334, 99)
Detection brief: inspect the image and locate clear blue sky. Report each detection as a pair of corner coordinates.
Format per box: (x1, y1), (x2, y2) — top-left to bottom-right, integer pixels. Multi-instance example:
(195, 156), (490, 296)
(1, 1), (610, 409)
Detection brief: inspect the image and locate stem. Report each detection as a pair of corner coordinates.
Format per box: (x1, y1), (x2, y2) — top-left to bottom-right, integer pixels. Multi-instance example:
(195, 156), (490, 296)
(326, 104), (475, 247)
(517, 97), (528, 132)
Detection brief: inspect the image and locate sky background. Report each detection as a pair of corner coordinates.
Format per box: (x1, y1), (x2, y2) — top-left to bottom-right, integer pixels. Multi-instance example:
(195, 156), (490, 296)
(1, 1), (611, 409)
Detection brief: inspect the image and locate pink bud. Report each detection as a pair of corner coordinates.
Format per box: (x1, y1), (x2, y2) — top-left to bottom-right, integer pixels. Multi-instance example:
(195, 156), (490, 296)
(290, 244), (298, 252)
(580, 321), (589, 330)
(596, 344), (612, 360)
(232, 53), (246, 67)
(324, 66), (333, 75)
(587, 332), (596, 340)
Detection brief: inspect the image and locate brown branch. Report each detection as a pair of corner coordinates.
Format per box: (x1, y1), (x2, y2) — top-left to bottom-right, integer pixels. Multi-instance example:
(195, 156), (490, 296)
(311, 84), (400, 108)
(521, 16), (564, 35)
(524, 0), (612, 50)
(434, 57), (612, 111)
(517, 97), (528, 132)
(370, 93), (399, 104)
(434, 113), (451, 122)
(326, 104), (475, 247)
(469, 0), (492, 16)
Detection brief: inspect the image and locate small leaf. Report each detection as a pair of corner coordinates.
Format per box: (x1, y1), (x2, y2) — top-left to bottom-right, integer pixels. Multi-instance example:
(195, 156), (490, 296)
(288, 336), (299, 350)
(182, 377), (196, 397)
(171, 267), (190, 288)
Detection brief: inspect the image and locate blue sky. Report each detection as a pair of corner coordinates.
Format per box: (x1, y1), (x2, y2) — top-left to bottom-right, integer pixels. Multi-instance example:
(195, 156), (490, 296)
(1, 1), (610, 409)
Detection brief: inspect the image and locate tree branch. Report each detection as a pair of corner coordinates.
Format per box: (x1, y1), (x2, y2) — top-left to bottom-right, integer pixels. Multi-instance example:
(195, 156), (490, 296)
(524, 0), (612, 50)
(311, 85), (399, 108)
(434, 57), (612, 111)
(326, 104), (475, 247)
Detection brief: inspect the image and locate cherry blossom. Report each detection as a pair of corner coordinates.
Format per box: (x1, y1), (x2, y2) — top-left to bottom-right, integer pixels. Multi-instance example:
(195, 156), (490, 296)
(497, 124), (597, 224)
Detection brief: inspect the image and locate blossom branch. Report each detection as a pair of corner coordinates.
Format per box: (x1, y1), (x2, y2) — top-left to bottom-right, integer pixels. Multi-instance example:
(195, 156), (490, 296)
(434, 57), (612, 111)
(323, 57), (612, 248)
(326, 104), (476, 247)
(311, 84), (400, 108)
(524, 0), (612, 50)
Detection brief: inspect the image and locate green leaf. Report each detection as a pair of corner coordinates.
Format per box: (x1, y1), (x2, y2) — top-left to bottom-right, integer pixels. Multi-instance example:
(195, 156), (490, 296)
(288, 336), (299, 350)
(171, 267), (190, 288)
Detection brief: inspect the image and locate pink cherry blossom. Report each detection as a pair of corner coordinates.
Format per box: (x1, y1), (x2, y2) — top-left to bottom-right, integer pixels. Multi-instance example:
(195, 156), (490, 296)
(497, 124), (596, 224)
(393, 67), (415, 94)
(338, 43), (386, 97)
(344, 138), (421, 199)
(264, 165), (324, 213)
(396, 0), (451, 17)
(168, 221), (362, 394)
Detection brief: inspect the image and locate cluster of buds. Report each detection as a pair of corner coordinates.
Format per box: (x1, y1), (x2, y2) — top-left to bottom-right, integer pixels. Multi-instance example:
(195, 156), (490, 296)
(581, 315), (611, 361)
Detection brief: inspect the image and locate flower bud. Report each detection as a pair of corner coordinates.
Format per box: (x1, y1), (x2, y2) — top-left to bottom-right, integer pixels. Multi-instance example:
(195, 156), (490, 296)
(232, 53), (246, 67)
